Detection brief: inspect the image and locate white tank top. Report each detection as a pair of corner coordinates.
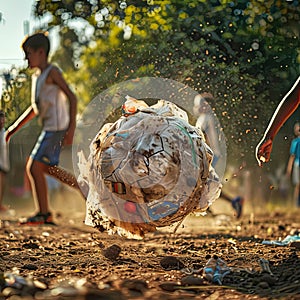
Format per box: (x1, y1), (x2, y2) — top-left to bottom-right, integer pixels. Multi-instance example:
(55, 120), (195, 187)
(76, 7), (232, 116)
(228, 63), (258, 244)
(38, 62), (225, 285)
(32, 65), (70, 131)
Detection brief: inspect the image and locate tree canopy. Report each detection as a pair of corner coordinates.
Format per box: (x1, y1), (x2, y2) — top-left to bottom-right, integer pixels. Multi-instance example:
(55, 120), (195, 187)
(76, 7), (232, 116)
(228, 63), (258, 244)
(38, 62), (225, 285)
(3, 0), (300, 166)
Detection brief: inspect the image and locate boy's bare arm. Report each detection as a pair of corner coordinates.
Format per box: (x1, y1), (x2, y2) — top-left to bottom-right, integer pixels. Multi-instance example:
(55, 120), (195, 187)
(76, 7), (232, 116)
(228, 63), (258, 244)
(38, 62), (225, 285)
(6, 106), (36, 142)
(256, 77), (300, 165)
(265, 84), (299, 141)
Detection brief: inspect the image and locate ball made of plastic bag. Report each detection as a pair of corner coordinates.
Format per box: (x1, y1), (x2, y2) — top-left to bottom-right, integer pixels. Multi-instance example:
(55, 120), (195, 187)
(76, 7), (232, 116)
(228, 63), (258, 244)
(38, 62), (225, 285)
(78, 97), (221, 239)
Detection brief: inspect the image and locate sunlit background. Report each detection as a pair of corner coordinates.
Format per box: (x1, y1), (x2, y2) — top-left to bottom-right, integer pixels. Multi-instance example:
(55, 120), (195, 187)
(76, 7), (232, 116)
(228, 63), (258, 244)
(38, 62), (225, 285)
(0, 0), (299, 216)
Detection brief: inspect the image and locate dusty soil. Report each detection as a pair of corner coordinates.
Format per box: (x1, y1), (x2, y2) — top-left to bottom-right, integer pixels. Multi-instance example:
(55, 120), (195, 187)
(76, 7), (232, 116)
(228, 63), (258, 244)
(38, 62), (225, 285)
(1, 195), (300, 300)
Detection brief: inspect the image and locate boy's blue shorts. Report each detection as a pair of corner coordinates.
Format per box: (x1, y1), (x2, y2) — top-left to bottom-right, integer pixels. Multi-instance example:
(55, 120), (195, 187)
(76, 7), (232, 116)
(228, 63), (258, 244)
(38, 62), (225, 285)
(30, 130), (66, 166)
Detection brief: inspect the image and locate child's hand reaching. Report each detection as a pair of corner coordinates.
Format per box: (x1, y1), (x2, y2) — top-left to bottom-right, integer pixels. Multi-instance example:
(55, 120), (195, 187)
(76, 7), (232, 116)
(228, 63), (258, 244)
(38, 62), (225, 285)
(256, 138), (273, 166)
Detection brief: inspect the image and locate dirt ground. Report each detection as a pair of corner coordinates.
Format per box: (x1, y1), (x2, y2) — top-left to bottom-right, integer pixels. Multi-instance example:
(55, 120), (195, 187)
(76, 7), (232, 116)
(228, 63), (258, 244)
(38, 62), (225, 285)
(1, 190), (300, 300)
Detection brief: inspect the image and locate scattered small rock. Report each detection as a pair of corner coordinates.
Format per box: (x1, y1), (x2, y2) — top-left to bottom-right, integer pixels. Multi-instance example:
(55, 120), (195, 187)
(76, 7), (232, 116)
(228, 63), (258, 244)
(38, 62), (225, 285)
(22, 264), (38, 270)
(290, 241), (300, 249)
(181, 275), (204, 286)
(102, 244), (121, 260)
(23, 242), (39, 249)
(159, 282), (180, 292)
(260, 274), (277, 286)
(160, 256), (185, 270)
(120, 279), (148, 292)
(257, 281), (270, 289)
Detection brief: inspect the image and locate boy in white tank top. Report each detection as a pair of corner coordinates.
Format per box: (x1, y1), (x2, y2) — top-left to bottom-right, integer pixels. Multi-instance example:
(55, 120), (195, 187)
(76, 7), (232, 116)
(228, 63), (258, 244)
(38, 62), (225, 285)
(6, 32), (83, 225)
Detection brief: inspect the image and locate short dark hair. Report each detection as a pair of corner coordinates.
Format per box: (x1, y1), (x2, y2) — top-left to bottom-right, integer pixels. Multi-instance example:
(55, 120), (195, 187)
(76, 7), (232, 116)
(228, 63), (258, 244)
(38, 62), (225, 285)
(22, 32), (50, 56)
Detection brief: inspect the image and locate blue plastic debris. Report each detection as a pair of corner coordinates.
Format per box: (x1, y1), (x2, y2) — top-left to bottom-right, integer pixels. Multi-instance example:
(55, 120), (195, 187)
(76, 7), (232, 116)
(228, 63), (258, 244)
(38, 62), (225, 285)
(262, 235), (300, 246)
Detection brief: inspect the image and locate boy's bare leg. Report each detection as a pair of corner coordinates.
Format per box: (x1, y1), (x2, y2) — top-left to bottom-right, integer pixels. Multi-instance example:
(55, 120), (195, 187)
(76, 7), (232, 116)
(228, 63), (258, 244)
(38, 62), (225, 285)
(26, 158), (49, 214)
(294, 184), (300, 207)
(27, 156), (85, 216)
(220, 191), (232, 203)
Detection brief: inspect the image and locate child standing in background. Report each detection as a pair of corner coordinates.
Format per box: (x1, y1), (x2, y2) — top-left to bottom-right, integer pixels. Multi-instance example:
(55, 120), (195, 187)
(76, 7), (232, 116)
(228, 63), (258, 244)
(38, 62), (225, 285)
(193, 93), (244, 218)
(286, 121), (300, 207)
(0, 110), (10, 212)
(6, 32), (82, 225)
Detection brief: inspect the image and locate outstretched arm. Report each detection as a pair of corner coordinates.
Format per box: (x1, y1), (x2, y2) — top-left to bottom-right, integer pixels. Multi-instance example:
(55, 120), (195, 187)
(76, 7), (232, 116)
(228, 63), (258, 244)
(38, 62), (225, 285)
(6, 106), (36, 142)
(256, 76), (300, 165)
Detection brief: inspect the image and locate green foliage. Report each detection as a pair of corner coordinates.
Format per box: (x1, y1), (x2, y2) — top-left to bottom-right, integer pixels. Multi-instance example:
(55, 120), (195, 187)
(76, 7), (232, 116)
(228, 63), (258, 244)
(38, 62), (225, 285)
(1, 69), (32, 126)
(4, 0), (300, 166)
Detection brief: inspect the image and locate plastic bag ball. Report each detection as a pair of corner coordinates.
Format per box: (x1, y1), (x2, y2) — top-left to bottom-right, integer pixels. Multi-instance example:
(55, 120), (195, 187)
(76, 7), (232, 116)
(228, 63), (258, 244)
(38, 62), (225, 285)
(78, 97), (222, 239)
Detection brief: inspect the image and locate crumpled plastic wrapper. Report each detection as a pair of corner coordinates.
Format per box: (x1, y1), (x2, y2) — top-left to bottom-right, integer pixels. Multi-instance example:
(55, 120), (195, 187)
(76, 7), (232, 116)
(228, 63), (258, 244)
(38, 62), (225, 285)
(203, 256), (231, 285)
(78, 96), (222, 239)
(262, 235), (300, 246)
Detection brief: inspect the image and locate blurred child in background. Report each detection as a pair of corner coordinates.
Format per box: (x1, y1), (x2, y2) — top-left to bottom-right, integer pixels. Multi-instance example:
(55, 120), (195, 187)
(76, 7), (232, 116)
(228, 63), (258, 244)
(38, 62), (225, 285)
(286, 121), (300, 207)
(0, 110), (10, 212)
